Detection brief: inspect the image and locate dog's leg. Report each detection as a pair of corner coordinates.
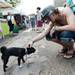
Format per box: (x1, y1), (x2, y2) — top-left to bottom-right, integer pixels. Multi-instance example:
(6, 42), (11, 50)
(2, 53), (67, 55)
(17, 57), (21, 66)
(3, 57), (9, 72)
(5, 65), (8, 68)
(21, 56), (25, 63)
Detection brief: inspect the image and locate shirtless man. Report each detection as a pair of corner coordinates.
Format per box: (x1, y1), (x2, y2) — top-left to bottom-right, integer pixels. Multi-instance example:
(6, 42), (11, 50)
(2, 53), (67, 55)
(28, 6), (75, 58)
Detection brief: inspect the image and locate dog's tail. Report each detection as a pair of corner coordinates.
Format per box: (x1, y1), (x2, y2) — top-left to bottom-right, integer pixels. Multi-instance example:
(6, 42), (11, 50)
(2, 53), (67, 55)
(0, 46), (7, 54)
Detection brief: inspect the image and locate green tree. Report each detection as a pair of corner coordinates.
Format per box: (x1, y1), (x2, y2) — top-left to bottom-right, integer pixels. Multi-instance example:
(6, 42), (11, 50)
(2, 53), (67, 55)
(5, 0), (21, 7)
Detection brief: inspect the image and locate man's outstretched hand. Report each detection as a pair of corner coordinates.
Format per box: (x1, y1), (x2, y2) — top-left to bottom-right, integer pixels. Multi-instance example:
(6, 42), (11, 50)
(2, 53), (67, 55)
(27, 40), (34, 48)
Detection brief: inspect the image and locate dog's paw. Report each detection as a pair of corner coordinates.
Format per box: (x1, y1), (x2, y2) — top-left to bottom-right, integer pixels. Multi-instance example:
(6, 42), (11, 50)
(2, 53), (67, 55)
(5, 66), (8, 68)
(18, 65), (22, 68)
(23, 60), (25, 63)
(4, 69), (6, 72)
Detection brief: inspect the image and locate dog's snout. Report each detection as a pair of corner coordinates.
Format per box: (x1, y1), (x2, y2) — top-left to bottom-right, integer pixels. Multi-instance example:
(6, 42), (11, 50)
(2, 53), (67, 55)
(27, 47), (36, 54)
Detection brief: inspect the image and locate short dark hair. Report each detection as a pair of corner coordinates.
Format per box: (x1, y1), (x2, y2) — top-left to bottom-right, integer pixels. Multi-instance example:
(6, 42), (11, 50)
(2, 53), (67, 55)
(37, 7), (41, 10)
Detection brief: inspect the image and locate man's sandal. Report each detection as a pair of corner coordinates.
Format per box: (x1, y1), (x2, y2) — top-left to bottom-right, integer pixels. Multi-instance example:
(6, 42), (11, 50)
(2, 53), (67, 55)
(63, 50), (74, 59)
(63, 54), (73, 59)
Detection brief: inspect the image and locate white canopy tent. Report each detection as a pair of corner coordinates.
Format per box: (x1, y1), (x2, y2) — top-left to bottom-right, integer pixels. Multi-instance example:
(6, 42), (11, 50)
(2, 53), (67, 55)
(0, 0), (12, 8)
(0, 0), (13, 15)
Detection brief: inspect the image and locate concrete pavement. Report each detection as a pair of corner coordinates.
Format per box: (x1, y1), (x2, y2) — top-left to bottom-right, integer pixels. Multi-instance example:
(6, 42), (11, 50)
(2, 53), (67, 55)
(0, 28), (75, 75)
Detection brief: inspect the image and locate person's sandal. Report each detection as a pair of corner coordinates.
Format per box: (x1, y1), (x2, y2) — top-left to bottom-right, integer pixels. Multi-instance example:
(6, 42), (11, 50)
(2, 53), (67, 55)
(63, 50), (74, 59)
(63, 54), (73, 59)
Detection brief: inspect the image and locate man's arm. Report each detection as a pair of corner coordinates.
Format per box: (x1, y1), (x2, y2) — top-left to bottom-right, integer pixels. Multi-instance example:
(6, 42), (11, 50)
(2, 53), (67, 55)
(55, 25), (75, 31)
(32, 22), (54, 43)
(55, 7), (75, 31)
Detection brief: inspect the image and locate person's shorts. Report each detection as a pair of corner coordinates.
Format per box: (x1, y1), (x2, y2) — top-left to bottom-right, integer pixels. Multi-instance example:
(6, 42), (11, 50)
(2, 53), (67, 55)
(36, 21), (42, 27)
(54, 31), (75, 42)
(46, 31), (75, 42)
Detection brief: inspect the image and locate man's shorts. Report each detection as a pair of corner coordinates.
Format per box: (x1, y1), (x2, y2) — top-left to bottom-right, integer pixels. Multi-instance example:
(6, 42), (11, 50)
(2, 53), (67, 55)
(46, 31), (75, 42)
(54, 31), (75, 42)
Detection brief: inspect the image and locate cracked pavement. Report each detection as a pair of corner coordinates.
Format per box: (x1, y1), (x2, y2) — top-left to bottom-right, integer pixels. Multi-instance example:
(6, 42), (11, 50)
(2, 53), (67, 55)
(0, 28), (75, 75)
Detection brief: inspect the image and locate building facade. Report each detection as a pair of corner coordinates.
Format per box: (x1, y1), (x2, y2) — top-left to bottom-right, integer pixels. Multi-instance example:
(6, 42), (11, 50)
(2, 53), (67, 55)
(5, 0), (20, 7)
(5, 0), (20, 3)
(54, 0), (64, 7)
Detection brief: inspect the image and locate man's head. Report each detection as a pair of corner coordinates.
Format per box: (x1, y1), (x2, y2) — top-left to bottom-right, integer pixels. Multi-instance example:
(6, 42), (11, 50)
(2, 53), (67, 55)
(50, 8), (60, 23)
(37, 7), (41, 10)
(37, 7), (41, 13)
(42, 6), (60, 23)
(0, 46), (7, 54)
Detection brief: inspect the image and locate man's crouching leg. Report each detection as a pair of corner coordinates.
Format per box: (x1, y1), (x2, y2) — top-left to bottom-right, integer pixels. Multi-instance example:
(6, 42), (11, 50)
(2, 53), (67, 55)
(61, 38), (74, 58)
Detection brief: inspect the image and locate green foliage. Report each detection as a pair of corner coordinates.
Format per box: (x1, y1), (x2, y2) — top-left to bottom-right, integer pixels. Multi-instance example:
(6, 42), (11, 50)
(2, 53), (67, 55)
(5, 0), (21, 7)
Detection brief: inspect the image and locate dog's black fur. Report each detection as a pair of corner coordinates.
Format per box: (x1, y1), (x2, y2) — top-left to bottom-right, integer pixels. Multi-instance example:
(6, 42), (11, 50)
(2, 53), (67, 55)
(0, 46), (36, 72)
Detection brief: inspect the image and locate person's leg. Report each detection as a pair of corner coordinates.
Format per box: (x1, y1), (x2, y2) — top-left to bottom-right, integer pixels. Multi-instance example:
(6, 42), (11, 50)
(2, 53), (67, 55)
(59, 31), (75, 58)
(36, 21), (43, 32)
(45, 31), (67, 55)
(51, 31), (74, 55)
(46, 30), (74, 54)
(8, 21), (12, 32)
(46, 31), (64, 46)
(51, 31), (65, 47)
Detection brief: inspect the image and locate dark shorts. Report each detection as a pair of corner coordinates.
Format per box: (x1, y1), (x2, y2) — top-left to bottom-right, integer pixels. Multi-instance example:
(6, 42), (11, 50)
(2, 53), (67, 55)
(53, 31), (75, 42)
(59, 31), (75, 38)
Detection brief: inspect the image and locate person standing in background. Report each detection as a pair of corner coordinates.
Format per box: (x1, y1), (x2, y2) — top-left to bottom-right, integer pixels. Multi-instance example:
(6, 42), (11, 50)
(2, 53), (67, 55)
(7, 12), (14, 34)
(36, 7), (43, 32)
(30, 15), (36, 30)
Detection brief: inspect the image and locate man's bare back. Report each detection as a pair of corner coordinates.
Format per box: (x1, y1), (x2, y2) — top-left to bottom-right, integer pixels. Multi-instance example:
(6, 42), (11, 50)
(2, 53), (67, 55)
(61, 7), (75, 25)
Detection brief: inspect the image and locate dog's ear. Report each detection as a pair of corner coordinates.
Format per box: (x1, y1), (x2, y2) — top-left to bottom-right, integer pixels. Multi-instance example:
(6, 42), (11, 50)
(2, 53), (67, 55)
(0, 46), (7, 54)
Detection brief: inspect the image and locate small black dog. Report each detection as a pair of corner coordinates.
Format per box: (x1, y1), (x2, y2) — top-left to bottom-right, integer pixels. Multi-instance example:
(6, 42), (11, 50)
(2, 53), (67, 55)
(0, 46), (36, 72)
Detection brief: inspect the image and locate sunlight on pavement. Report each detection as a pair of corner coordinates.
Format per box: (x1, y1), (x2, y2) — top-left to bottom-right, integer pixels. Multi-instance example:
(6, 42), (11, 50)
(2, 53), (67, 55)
(24, 28), (32, 32)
